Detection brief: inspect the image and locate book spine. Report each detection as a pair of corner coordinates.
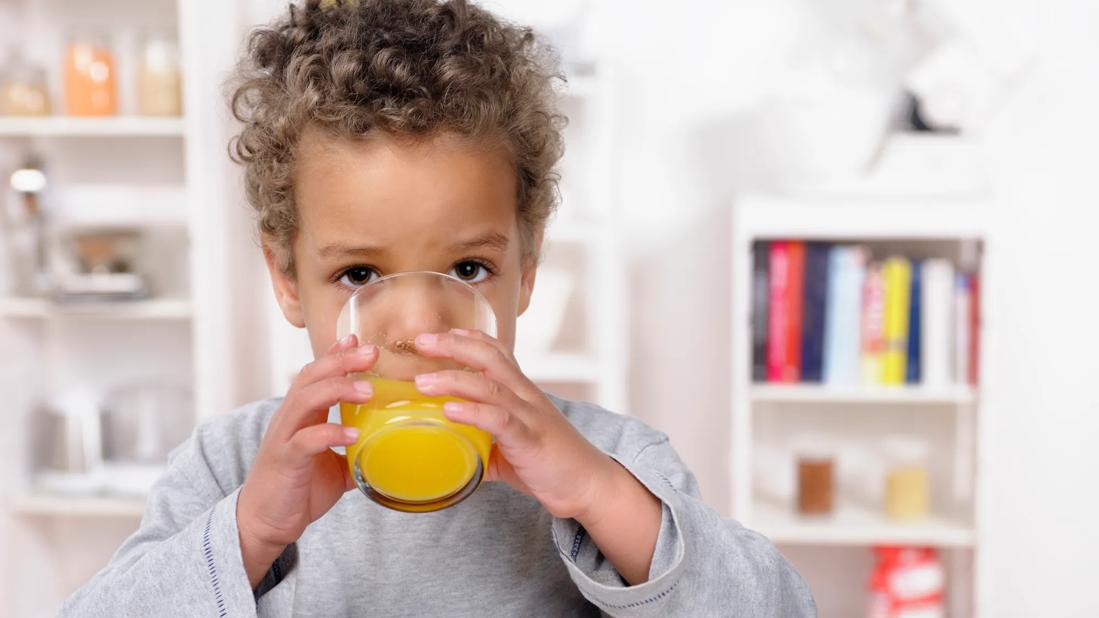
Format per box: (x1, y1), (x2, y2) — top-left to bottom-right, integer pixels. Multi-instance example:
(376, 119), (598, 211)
(800, 242), (830, 383)
(824, 246), (867, 385)
(968, 272), (980, 386)
(784, 241), (806, 383)
(954, 273), (971, 385)
(752, 242), (770, 382)
(920, 259), (955, 388)
(881, 256), (913, 385)
(767, 241), (790, 382)
(861, 262), (885, 385)
(906, 260), (922, 384)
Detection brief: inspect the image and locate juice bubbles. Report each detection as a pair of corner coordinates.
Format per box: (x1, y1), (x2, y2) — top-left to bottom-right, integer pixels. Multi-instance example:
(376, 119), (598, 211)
(342, 376), (492, 512)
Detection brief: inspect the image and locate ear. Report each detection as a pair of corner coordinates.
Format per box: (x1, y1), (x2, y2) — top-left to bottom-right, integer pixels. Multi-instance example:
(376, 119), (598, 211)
(517, 230), (542, 317)
(263, 243), (306, 328)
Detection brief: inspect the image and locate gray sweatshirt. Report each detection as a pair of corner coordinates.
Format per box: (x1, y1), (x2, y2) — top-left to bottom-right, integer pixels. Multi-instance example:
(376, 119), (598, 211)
(63, 395), (815, 617)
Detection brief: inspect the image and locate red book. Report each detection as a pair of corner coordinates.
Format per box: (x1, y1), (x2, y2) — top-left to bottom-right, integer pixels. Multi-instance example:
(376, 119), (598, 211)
(785, 241), (806, 382)
(767, 241), (790, 382)
(968, 273), (980, 386)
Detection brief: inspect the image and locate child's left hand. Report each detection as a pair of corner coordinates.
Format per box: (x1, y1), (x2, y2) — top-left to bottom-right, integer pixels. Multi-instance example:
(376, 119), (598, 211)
(412, 329), (620, 521)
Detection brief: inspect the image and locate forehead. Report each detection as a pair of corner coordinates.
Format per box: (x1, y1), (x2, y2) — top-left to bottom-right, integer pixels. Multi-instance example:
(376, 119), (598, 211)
(292, 128), (519, 257)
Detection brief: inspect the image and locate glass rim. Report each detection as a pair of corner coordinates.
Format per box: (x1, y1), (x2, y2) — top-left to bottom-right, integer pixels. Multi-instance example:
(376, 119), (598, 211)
(341, 269), (497, 340)
(347, 269), (493, 306)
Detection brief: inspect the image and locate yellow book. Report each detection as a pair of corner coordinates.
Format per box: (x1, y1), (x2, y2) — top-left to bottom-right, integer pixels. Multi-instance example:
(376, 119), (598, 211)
(881, 256), (912, 385)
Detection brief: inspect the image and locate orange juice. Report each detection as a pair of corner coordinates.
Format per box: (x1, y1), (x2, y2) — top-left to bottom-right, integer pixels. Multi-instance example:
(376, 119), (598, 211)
(341, 376), (491, 510)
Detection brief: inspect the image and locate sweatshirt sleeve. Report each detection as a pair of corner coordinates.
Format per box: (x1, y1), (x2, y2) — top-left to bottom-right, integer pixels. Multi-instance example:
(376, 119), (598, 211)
(61, 404), (296, 617)
(551, 437), (816, 617)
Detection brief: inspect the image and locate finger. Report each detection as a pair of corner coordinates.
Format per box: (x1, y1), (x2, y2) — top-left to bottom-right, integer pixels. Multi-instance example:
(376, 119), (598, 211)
(442, 400), (530, 444)
(448, 328), (511, 357)
(414, 332), (537, 398)
(328, 333), (358, 354)
(273, 376), (374, 441)
(293, 343), (378, 388)
(282, 423), (360, 468)
(414, 370), (525, 412)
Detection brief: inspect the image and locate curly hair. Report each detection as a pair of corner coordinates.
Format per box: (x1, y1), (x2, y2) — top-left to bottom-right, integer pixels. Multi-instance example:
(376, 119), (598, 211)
(229, 0), (566, 274)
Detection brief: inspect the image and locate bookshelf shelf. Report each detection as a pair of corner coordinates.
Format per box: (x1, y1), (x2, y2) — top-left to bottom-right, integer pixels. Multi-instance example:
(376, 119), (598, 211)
(0, 297), (193, 320)
(750, 384), (977, 405)
(12, 493), (147, 518)
(735, 194), (990, 240)
(751, 499), (975, 547)
(0, 116), (185, 138)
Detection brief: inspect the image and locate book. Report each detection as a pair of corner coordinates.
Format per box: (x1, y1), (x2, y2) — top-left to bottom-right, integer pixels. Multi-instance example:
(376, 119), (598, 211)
(906, 260), (922, 384)
(800, 242), (830, 382)
(766, 241), (790, 382)
(784, 241), (806, 382)
(920, 259), (955, 388)
(823, 246), (867, 385)
(860, 262), (885, 385)
(881, 256), (913, 385)
(954, 272), (971, 385)
(751, 242), (770, 382)
(968, 272), (980, 386)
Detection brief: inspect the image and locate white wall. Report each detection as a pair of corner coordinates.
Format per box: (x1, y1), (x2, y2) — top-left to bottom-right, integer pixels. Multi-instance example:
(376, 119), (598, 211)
(978, 0), (1099, 614)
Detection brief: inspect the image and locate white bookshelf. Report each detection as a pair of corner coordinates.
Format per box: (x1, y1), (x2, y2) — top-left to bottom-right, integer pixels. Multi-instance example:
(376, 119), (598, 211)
(730, 193), (992, 616)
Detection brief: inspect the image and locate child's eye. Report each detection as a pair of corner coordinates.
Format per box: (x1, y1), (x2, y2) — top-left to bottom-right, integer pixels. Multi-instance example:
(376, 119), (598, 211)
(337, 266), (379, 288)
(449, 261), (491, 283)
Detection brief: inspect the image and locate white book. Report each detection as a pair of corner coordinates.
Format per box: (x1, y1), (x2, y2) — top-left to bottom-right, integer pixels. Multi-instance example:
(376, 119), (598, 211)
(921, 259), (955, 388)
(953, 272), (971, 385)
(823, 246), (867, 385)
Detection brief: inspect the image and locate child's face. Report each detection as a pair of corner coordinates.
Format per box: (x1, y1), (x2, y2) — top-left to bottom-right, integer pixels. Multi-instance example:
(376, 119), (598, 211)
(265, 127), (538, 358)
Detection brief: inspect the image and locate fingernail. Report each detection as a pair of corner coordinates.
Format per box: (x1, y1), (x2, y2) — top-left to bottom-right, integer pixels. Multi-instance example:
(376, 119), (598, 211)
(343, 427), (360, 441)
(355, 344), (376, 357)
(339, 334), (355, 347)
(443, 401), (465, 414)
(415, 373), (437, 390)
(450, 328), (471, 336)
(353, 380), (373, 394)
(416, 333), (439, 347)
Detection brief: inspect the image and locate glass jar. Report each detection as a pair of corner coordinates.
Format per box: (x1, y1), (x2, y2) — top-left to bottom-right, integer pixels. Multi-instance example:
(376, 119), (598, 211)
(64, 33), (117, 116)
(882, 435), (930, 520)
(0, 54), (52, 116)
(137, 34), (182, 117)
(793, 436), (835, 516)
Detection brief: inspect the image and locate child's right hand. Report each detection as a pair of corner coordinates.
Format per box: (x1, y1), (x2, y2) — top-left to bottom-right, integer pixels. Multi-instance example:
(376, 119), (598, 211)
(236, 334), (377, 587)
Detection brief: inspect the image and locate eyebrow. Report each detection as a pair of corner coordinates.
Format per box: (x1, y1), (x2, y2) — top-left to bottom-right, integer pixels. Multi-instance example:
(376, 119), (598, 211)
(455, 232), (510, 252)
(317, 231), (510, 259)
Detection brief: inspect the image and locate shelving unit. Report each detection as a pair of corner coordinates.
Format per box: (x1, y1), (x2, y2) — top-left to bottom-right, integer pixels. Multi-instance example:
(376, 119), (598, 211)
(730, 192), (992, 616)
(0, 1), (245, 615)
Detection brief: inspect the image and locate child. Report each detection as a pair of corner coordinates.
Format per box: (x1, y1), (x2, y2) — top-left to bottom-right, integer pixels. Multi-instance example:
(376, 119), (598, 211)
(64, 1), (814, 615)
